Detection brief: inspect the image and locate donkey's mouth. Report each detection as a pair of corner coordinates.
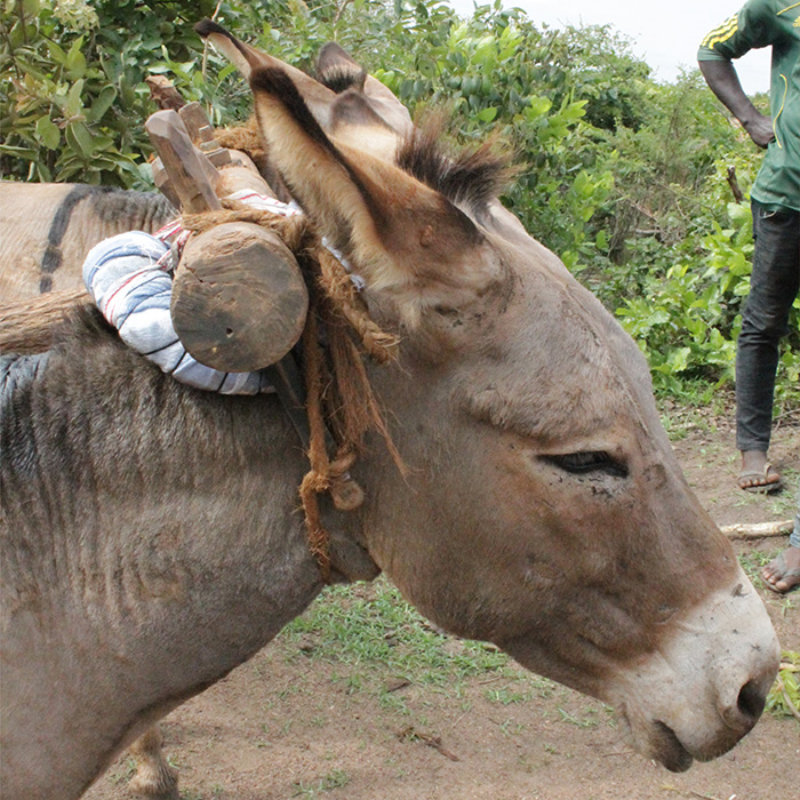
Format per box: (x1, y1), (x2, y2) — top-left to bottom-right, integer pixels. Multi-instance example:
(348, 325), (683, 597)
(650, 720), (693, 772)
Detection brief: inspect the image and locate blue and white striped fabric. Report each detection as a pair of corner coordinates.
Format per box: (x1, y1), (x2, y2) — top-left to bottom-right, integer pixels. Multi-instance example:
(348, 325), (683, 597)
(83, 232), (273, 395)
(82, 191), (367, 395)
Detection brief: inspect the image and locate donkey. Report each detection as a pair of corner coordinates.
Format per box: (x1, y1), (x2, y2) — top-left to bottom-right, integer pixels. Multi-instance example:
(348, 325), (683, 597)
(0, 22), (780, 800)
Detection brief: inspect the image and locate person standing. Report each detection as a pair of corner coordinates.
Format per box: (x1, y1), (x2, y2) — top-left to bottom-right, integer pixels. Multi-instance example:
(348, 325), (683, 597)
(698, 1), (800, 592)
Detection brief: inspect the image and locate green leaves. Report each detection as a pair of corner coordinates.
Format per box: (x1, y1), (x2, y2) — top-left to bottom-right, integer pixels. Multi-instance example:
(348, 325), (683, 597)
(766, 651), (800, 720)
(64, 119), (93, 158)
(1, 0), (796, 407)
(35, 116), (60, 149)
(87, 86), (117, 123)
(64, 37), (87, 80)
(614, 172), (797, 406)
(0, 0), (235, 186)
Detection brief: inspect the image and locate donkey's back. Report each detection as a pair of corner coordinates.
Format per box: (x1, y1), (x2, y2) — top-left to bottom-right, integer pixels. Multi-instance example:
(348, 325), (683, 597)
(0, 182), (174, 299)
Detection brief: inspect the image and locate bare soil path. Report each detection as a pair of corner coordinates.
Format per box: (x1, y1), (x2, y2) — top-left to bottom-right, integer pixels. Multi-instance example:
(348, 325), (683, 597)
(87, 411), (800, 800)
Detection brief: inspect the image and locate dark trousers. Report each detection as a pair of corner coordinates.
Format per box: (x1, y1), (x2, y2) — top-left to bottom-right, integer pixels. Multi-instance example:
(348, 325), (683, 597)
(736, 200), (800, 453)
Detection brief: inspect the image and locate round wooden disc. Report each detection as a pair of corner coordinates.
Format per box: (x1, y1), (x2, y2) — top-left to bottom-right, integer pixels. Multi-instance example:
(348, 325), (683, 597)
(171, 222), (308, 372)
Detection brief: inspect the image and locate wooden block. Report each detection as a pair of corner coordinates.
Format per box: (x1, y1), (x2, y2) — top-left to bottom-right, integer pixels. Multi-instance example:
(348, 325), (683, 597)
(145, 75), (186, 111)
(200, 142), (232, 169)
(178, 102), (232, 168)
(178, 102), (216, 144)
(170, 222), (308, 372)
(150, 156), (181, 208)
(216, 165), (276, 199)
(145, 110), (221, 213)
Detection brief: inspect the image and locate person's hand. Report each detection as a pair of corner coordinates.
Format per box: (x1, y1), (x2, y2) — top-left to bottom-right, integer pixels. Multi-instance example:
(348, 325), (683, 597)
(743, 113), (775, 148)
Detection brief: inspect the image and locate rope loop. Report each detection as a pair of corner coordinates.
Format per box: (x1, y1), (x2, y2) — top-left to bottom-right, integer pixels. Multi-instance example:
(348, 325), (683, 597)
(176, 190), (403, 581)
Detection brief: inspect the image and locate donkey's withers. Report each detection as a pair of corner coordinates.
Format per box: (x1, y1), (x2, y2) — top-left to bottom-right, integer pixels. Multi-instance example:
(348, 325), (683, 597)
(0, 24), (780, 800)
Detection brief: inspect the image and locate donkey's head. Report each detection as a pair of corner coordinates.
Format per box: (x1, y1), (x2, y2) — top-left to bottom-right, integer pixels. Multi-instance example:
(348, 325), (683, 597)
(199, 22), (779, 772)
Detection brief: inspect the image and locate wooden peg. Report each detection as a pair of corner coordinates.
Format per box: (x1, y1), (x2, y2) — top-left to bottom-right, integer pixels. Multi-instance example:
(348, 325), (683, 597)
(179, 102), (232, 168)
(150, 156), (181, 208)
(145, 110), (221, 213)
(178, 102), (216, 144)
(145, 75), (186, 111)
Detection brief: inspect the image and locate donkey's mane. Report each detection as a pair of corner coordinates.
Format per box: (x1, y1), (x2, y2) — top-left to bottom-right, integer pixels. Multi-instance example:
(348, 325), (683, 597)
(396, 119), (512, 215)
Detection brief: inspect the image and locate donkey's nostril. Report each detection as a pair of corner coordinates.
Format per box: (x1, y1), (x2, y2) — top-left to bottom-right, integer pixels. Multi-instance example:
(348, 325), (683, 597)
(737, 678), (766, 723)
(718, 676), (769, 734)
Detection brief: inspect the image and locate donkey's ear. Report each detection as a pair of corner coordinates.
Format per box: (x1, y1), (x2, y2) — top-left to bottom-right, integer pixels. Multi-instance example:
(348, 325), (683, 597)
(316, 42), (413, 139)
(197, 21), (409, 162)
(250, 69), (495, 322)
(195, 19), (337, 129)
(250, 66), (499, 326)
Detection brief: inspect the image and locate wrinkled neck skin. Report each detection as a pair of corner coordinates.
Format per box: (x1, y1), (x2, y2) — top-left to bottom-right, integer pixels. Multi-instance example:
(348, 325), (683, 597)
(348, 230), (778, 771)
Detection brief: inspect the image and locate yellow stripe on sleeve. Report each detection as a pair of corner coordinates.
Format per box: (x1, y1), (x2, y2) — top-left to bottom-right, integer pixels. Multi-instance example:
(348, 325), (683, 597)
(701, 15), (740, 49)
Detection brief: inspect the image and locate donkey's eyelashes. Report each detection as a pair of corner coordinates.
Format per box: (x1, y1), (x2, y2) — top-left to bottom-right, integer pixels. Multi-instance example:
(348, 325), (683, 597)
(542, 452), (629, 479)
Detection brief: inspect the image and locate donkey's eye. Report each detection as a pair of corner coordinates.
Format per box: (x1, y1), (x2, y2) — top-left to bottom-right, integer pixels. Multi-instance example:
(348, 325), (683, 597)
(543, 452), (628, 478)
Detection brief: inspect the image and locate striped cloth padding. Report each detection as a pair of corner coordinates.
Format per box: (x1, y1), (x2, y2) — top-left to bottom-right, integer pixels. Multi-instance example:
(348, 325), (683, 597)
(82, 191), (366, 395)
(83, 231), (273, 395)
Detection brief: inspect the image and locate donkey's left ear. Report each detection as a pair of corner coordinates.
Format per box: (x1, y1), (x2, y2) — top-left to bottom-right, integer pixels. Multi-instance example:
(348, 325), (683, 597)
(250, 67), (498, 323)
(196, 19), (338, 129)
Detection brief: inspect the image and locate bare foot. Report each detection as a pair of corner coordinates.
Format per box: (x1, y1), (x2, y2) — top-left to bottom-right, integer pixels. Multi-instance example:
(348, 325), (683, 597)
(762, 545), (800, 593)
(738, 450), (782, 493)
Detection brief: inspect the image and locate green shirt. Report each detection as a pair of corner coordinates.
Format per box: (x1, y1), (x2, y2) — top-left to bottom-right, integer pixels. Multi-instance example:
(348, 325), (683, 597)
(698, 0), (800, 212)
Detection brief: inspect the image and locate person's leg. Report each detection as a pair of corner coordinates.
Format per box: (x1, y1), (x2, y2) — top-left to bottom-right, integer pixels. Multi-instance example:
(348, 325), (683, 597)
(762, 497), (800, 593)
(736, 201), (800, 491)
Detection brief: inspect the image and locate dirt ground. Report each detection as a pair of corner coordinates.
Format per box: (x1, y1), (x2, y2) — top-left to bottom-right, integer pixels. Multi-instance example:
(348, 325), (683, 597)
(86, 409), (800, 800)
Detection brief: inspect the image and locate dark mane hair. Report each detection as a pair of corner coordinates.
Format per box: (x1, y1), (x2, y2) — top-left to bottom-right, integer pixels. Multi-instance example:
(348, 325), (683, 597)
(396, 116), (514, 215)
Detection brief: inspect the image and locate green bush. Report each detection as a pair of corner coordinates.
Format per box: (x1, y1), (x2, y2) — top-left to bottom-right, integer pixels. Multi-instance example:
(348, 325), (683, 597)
(1, 0), (796, 406)
(0, 0), (247, 185)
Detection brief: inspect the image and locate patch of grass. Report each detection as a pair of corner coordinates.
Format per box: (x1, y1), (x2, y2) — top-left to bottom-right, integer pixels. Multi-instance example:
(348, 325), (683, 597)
(556, 706), (600, 729)
(291, 769), (350, 797)
(279, 578), (511, 692)
(485, 686), (532, 705)
(766, 467), (799, 516)
(766, 651), (800, 722)
(331, 672), (364, 695)
(657, 395), (729, 441)
(498, 718), (526, 737)
(484, 682), (557, 705)
(378, 691), (411, 715)
(275, 576), (578, 739)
